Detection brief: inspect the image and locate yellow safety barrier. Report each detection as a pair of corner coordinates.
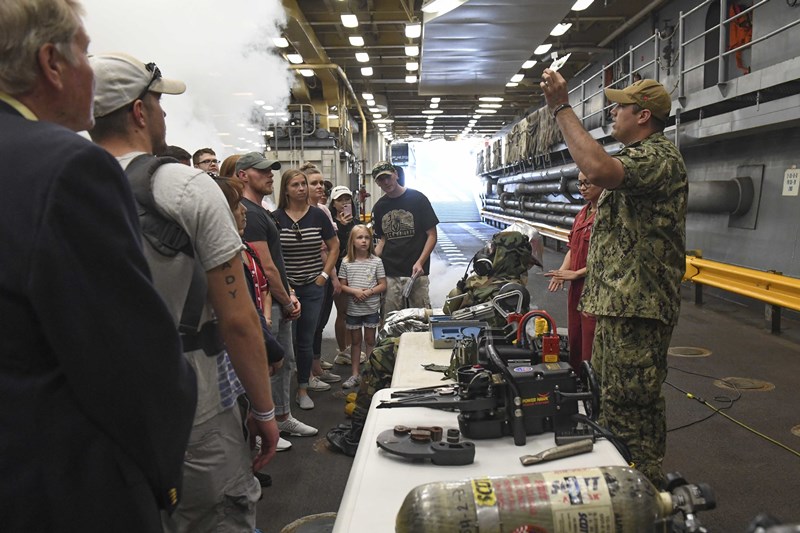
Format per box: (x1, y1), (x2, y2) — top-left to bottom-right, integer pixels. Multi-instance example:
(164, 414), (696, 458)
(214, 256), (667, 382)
(684, 255), (800, 312)
(480, 210), (570, 242)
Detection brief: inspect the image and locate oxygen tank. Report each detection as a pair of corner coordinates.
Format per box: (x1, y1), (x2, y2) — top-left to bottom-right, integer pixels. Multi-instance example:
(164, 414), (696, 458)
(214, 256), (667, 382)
(396, 465), (675, 533)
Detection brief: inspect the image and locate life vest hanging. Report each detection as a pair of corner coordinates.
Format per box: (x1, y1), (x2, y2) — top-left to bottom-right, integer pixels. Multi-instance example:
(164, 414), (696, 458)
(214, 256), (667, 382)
(728, 2), (753, 74)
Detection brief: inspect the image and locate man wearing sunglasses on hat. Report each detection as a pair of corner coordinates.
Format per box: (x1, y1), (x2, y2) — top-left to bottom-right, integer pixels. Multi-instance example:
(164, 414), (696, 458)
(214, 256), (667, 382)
(88, 53), (279, 532)
(541, 69), (687, 489)
(1, 1), (196, 530)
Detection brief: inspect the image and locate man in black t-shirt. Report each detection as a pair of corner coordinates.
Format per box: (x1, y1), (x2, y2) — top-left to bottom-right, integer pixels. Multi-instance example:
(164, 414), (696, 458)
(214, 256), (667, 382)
(370, 161), (439, 314)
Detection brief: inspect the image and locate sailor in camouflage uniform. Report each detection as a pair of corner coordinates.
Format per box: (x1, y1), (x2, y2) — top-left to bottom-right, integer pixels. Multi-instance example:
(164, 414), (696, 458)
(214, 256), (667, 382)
(541, 72), (687, 487)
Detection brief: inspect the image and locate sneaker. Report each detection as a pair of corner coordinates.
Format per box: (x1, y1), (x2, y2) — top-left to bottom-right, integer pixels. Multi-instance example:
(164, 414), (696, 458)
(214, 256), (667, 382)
(278, 415), (318, 436)
(342, 375), (361, 389)
(254, 472), (272, 488)
(317, 369), (342, 383)
(334, 351), (351, 365)
(307, 375), (331, 391)
(277, 437), (292, 451)
(320, 360), (333, 370)
(295, 393), (314, 410)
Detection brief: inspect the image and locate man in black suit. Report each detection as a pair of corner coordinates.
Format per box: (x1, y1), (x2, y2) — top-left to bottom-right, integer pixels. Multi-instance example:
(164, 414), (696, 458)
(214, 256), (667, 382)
(0, 1), (197, 531)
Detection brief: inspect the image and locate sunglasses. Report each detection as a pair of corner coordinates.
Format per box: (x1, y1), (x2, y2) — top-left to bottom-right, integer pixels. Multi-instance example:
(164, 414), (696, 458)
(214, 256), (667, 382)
(577, 180), (592, 189)
(291, 222), (303, 241)
(135, 62), (162, 102)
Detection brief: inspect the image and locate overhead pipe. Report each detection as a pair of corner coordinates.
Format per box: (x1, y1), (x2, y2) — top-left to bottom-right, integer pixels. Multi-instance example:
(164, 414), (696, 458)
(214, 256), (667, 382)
(484, 205), (575, 227)
(688, 177), (754, 215)
(598, 0), (669, 48)
(485, 198), (583, 215)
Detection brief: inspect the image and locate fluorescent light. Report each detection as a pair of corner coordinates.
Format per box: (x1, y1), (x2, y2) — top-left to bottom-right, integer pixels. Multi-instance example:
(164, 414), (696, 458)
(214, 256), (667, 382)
(510, 73), (524, 82)
(362, 92), (374, 100)
(550, 23), (572, 36)
(534, 44), (553, 55)
(272, 37), (289, 48)
(506, 82), (519, 87)
(327, 114), (338, 120)
(405, 74), (417, 83)
(475, 109), (497, 114)
(571, 0), (594, 11)
(360, 67), (373, 76)
(341, 14), (359, 28)
(522, 60), (537, 69)
(405, 22), (421, 38)
(479, 96), (504, 102)
(299, 69), (314, 77)
(421, 109), (443, 114)
(422, 0), (465, 14)
(479, 103), (502, 108)
(405, 45), (419, 57)
(349, 35), (365, 46)
(369, 107), (381, 113)
(431, 97), (441, 103)
(426, 119), (434, 124)
(373, 118), (394, 124)
(355, 52), (370, 62)
(406, 61), (419, 71)
(367, 99), (376, 106)
(429, 103), (439, 109)
(372, 113), (382, 119)
(286, 53), (303, 64)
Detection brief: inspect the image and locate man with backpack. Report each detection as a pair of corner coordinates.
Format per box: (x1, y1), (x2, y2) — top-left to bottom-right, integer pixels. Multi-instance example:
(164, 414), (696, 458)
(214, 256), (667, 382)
(89, 53), (278, 532)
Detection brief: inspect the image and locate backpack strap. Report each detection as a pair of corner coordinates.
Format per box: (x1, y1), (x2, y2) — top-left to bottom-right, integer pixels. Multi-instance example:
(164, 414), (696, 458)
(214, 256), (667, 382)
(126, 154), (194, 257)
(124, 154), (220, 354)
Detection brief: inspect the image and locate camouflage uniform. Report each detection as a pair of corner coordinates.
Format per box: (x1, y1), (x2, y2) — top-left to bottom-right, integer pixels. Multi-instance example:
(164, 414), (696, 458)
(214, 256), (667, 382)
(579, 132), (687, 486)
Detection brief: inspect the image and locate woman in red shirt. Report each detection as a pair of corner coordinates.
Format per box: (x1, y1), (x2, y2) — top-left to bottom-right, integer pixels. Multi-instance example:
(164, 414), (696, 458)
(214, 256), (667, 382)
(545, 172), (603, 372)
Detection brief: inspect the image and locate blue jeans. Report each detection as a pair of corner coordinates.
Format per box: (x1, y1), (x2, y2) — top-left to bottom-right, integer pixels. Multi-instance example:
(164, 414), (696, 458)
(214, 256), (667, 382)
(292, 281), (325, 387)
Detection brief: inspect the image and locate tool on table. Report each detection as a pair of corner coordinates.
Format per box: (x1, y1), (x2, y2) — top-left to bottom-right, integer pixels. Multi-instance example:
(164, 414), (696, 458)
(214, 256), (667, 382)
(518, 438), (594, 466)
(376, 425), (475, 465)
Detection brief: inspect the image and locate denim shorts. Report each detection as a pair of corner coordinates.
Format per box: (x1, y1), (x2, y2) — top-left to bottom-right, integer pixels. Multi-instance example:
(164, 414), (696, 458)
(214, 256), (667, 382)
(345, 312), (381, 329)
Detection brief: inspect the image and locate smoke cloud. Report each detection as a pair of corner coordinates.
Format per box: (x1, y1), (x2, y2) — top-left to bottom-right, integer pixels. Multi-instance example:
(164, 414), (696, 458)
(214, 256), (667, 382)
(81, 0), (293, 159)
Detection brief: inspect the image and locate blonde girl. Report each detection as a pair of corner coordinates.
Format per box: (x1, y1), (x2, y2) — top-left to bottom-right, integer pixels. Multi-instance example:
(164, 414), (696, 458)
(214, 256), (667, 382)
(337, 225), (386, 388)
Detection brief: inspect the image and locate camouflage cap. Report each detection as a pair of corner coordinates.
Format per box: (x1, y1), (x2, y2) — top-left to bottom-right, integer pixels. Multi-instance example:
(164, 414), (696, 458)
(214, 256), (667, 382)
(371, 161), (396, 180)
(604, 79), (671, 121)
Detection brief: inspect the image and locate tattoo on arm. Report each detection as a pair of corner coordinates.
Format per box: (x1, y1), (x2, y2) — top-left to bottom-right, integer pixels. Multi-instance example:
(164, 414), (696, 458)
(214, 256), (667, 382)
(223, 261), (237, 298)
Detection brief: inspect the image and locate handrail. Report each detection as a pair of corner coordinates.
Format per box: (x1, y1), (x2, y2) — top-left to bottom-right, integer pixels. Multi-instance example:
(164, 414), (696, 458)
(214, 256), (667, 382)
(684, 255), (800, 312)
(480, 210), (569, 242)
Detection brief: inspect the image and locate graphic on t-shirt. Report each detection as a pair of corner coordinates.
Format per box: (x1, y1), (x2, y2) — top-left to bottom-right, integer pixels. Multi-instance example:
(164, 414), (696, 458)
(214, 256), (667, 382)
(381, 209), (414, 240)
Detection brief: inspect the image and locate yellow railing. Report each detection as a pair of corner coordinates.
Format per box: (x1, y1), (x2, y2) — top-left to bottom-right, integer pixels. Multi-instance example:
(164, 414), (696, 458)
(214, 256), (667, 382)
(683, 253), (800, 333)
(480, 210), (570, 242)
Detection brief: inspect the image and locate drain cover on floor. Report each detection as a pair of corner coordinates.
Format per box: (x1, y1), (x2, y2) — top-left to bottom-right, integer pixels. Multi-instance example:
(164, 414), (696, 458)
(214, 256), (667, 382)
(668, 346), (712, 357)
(713, 377), (775, 392)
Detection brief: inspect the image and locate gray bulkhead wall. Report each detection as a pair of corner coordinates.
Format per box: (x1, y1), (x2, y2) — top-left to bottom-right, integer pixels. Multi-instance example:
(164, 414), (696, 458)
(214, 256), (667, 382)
(565, 0), (800, 278)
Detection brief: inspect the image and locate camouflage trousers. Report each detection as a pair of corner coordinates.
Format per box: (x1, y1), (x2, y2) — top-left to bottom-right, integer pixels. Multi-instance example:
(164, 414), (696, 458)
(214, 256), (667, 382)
(592, 315), (673, 487)
(351, 337), (400, 421)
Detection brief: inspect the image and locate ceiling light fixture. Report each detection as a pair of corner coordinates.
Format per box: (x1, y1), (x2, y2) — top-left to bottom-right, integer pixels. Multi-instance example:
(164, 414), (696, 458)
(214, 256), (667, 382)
(286, 53), (303, 64)
(405, 74), (417, 83)
(367, 99), (376, 106)
(360, 67), (373, 76)
(406, 61), (419, 71)
(405, 21), (421, 39)
(341, 14), (359, 28)
(421, 109), (443, 114)
(431, 97), (441, 103)
(369, 107), (381, 113)
(550, 23), (572, 36)
(349, 35), (365, 46)
(405, 45), (420, 57)
(372, 113), (382, 119)
(475, 109), (497, 114)
(534, 44), (552, 55)
(374, 118), (395, 124)
(479, 96), (504, 102)
(510, 73), (524, 82)
(355, 52), (370, 62)
(506, 82), (519, 87)
(479, 103), (502, 108)
(571, 0), (595, 11)
(522, 60), (537, 69)
(299, 69), (315, 77)
(362, 92), (374, 100)
(272, 37), (289, 48)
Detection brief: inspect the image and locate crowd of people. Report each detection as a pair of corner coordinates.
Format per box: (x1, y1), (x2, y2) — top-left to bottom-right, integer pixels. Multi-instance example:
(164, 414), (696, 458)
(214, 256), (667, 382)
(1, 0), (687, 530)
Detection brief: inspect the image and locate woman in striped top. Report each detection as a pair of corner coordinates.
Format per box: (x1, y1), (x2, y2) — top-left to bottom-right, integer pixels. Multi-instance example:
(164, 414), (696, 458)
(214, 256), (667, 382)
(273, 169), (339, 410)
